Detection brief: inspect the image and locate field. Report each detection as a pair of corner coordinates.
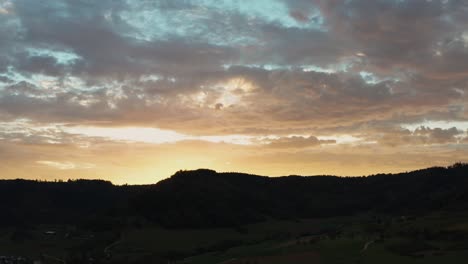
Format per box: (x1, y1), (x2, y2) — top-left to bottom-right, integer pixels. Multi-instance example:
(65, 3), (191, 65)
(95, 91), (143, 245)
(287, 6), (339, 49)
(2, 211), (468, 263)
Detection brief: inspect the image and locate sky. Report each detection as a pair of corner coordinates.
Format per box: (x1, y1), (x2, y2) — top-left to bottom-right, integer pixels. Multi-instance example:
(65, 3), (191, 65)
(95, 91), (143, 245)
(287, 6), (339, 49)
(1, 0), (468, 184)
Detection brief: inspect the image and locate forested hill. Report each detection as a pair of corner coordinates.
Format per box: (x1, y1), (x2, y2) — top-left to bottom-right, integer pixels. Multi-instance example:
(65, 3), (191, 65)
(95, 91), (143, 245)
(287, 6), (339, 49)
(1, 163), (468, 228)
(133, 164), (468, 228)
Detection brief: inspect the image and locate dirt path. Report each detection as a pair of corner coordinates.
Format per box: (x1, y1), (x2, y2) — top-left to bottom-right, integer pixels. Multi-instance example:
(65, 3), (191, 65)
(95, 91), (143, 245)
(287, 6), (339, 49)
(42, 254), (67, 264)
(360, 240), (376, 253)
(104, 233), (124, 257)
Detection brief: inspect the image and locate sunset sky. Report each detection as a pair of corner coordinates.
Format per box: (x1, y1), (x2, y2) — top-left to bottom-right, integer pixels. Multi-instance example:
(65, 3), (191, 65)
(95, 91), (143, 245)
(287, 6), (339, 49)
(1, 0), (468, 184)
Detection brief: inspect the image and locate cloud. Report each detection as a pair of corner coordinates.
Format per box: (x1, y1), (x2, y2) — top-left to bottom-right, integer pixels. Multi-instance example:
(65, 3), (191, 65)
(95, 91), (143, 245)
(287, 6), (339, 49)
(289, 10), (310, 23)
(0, 0), (468, 181)
(376, 126), (464, 147)
(0, 64), (464, 137)
(313, 0), (468, 80)
(36, 160), (95, 170)
(264, 135), (336, 149)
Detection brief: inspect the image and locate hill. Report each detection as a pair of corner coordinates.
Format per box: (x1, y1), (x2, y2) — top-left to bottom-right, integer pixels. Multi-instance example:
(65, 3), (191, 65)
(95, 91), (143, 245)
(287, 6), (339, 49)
(2, 164), (468, 263)
(0, 163), (467, 228)
(132, 164), (468, 228)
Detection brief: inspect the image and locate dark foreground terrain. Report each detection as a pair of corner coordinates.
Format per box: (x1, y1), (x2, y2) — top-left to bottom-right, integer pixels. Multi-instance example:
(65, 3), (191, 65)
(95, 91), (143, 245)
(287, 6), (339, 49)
(1, 163), (468, 263)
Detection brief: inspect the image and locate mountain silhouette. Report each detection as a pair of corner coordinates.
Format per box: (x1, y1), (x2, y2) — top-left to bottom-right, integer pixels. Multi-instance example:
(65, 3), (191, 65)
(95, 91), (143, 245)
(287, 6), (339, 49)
(1, 163), (467, 228)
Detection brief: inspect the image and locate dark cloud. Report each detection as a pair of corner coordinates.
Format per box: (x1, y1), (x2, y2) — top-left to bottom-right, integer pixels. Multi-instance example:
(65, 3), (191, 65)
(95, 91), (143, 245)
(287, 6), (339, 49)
(14, 53), (66, 77)
(5, 0), (239, 81)
(0, 0), (467, 137)
(376, 126), (464, 147)
(313, 0), (468, 80)
(289, 10), (310, 23)
(0, 76), (14, 84)
(0, 65), (464, 137)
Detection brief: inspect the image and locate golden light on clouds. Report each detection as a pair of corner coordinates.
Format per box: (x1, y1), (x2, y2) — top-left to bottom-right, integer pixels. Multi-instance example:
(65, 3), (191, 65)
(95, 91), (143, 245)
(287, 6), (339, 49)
(1, 0), (468, 184)
(36, 160), (95, 170)
(65, 126), (255, 145)
(1, 121), (466, 184)
(215, 77), (256, 106)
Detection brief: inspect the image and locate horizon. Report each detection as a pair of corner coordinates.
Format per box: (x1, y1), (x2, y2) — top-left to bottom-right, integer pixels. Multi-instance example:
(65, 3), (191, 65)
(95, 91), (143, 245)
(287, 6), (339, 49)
(1, 1), (468, 184)
(1, 162), (465, 186)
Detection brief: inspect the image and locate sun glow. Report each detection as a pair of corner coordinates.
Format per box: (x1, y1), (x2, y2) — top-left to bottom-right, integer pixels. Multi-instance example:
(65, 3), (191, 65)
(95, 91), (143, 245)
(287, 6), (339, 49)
(65, 126), (255, 145)
(213, 77), (256, 107)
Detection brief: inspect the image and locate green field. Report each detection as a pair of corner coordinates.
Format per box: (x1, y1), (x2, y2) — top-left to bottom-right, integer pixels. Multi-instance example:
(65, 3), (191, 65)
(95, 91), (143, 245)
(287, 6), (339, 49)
(2, 212), (468, 263)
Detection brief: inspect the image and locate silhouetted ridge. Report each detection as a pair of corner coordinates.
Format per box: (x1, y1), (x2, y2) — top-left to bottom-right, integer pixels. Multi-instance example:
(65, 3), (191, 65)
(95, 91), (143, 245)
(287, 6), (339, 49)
(0, 179), (146, 226)
(131, 163), (468, 228)
(0, 163), (467, 228)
